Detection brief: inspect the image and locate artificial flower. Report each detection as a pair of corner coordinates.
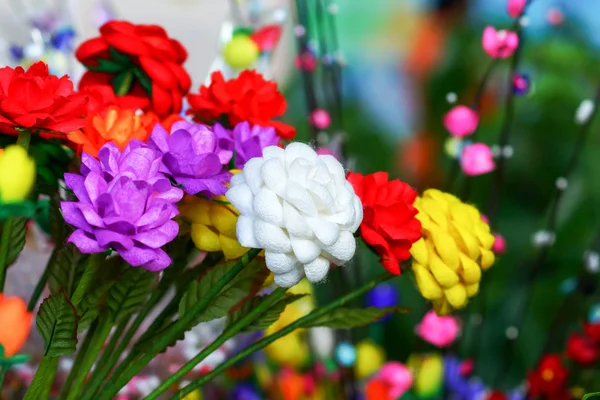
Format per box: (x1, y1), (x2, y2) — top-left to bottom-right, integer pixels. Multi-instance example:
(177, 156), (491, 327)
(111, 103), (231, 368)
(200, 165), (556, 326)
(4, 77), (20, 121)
(309, 109), (331, 130)
(460, 143), (495, 176)
(492, 233), (506, 254)
(215, 122), (279, 169)
(409, 353), (444, 399)
(0, 62), (87, 136)
(179, 193), (248, 260)
(347, 172), (421, 275)
(416, 310), (460, 347)
(376, 362), (414, 399)
(482, 26), (519, 59)
(366, 283), (399, 309)
(355, 339), (385, 379)
(76, 20), (191, 117)
(443, 105), (479, 138)
(0, 145), (36, 203)
(0, 295), (32, 356)
(61, 141), (183, 271)
(147, 120), (231, 196)
(365, 379), (393, 400)
(187, 70), (295, 139)
(67, 106), (158, 157)
(82, 83), (149, 115)
(512, 73), (530, 96)
(410, 189), (495, 315)
(527, 354), (569, 398)
(226, 143), (363, 287)
(566, 332), (599, 365)
(443, 355), (487, 400)
(584, 322), (600, 342)
(223, 35), (260, 69)
(507, 0), (527, 18)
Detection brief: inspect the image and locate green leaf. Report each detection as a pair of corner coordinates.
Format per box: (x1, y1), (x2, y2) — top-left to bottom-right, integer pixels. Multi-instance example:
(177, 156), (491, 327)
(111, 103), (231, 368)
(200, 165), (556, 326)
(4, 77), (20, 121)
(36, 290), (79, 356)
(2, 353), (31, 367)
(0, 202), (37, 220)
(49, 192), (66, 243)
(303, 306), (409, 329)
(112, 69), (134, 96)
(76, 281), (113, 333)
(23, 357), (59, 400)
(584, 393), (600, 400)
(87, 57), (127, 73)
(132, 67), (153, 95)
(47, 244), (87, 297)
(0, 217), (27, 268)
(109, 47), (134, 65)
(179, 259), (267, 325)
(106, 267), (156, 321)
(70, 253), (106, 307)
(227, 293), (306, 332)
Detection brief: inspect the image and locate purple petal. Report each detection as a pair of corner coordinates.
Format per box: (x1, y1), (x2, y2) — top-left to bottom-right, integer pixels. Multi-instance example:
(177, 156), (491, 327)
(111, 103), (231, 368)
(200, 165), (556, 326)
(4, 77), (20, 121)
(96, 193), (117, 218)
(95, 229), (134, 250)
(120, 147), (160, 180)
(61, 202), (94, 232)
(105, 220), (136, 235)
(64, 173), (91, 203)
(84, 172), (108, 203)
(119, 245), (161, 267)
(111, 179), (150, 222)
(98, 142), (121, 175)
(140, 248), (172, 271)
(135, 203), (174, 230)
(167, 129), (194, 153)
(134, 220), (179, 248)
(176, 176), (228, 196)
(80, 152), (101, 176)
(148, 124), (170, 153)
(76, 203), (105, 228)
(68, 229), (106, 253)
(151, 179), (184, 202)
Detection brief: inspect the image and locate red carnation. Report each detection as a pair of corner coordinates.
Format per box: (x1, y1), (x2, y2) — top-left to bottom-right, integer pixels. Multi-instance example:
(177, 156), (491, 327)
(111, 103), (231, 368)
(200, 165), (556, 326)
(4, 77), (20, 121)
(76, 20), (191, 118)
(0, 62), (87, 137)
(187, 70), (295, 139)
(527, 354), (569, 398)
(347, 172), (422, 275)
(566, 332), (599, 365)
(584, 322), (600, 343)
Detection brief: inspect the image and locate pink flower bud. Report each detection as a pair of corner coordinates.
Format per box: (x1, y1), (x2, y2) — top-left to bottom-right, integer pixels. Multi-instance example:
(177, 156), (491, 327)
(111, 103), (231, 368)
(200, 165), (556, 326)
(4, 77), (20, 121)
(310, 109), (331, 129)
(547, 8), (564, 26)
(377, 362), (413, 399)
(460, 359), (475, 376)
(443, 105), (479, 137)
(492, 233), (506, 254)
(416, 310), (460, 347)
(507, 0), (526, 18)
(480, 215), (490, 224)
(482, 26), (519, 59)
(461, 143), (495, 176)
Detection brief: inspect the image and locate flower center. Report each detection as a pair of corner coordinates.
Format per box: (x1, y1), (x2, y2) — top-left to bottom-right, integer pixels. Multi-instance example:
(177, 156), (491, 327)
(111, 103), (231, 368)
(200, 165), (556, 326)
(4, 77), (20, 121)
(541, 369), (554, 381)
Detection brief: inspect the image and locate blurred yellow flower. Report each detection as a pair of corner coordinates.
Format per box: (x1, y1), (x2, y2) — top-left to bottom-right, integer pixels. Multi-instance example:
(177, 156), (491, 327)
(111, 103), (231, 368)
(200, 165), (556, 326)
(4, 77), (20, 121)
(181, 389), (202, 400)
(355, 339), (385, 379)
(410, 189), (495, 315)
(407, 353), (444, 398)
(0, 145), (36, 203)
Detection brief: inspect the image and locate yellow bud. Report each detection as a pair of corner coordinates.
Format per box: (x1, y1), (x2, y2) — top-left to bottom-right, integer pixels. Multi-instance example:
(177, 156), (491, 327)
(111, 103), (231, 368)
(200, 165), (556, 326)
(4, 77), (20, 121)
(355, 339), (385, 379)
(223, 35), (260, 69)
(0, 145), (35, 203)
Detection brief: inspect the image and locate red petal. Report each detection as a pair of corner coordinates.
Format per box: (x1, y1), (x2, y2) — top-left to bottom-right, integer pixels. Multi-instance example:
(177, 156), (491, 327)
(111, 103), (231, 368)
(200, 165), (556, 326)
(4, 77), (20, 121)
(75, 37), (110, 65)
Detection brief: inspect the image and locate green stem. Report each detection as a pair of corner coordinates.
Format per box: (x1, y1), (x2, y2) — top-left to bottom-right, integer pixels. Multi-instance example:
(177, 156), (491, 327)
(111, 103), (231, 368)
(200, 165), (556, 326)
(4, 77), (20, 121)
(65, 315), (113, 400)
(97, 248), (261, 400)
(27, 254), (53, 311)
(0, 366), (7, 391)
(24, 357), (59, 400)
(174, 272), (393, 398)
(58, 320), (99, 399)
(0, 222), (13, 293)
(145, 287), (288, 400)
(80, 316), (131, 399)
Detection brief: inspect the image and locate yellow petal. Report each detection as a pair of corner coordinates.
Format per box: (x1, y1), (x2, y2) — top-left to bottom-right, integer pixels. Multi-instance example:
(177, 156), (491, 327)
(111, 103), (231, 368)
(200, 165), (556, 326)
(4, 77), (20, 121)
(432, 298), (453, 316)
(179, 198), (212, 225)
(429, 254), (459, 288)
(220, 234), (248, 260)
(480, 249), (495, 270)
(458, 252), (481, 284)
(190, 224), (221, 252)
(430, 229), (459, 271)
(409, 238), (429, 266)
(443, 284), (468, 309)
(419, 197), (448, 231)
(466, 282), (479, 297)
(210, 203), (238, 237)
(413, 263), (443, 300)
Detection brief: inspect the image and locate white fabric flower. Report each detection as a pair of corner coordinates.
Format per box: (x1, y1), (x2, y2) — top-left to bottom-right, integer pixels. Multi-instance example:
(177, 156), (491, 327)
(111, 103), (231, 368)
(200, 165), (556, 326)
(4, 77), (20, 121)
(226, 142), (363, 287)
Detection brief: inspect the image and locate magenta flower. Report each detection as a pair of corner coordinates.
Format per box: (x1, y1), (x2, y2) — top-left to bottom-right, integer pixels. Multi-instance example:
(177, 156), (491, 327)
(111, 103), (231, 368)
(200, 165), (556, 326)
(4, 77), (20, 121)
(507, 0), (526, 18)
(376, 362), (413, 399)
(482, 26), (519, 59)
(416, 310), (460, 347)
(214, 121), (279, 169)
(493, 233), (506, 254)
(61, 142), (183, 271)
(443, 105), (479, 137)
(461, 143), (495, 176)
(148, 120), (232, 197)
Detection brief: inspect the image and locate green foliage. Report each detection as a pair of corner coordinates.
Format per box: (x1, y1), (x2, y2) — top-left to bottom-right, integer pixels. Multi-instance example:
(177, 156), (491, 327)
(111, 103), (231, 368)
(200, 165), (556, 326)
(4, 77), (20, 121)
(36, 291), (78, 357)
(47, 244), (87, 297)
(227, 293), (306, 332)
(76, 282), (113, 333)
(48, 191), (66, 243)
(583, 393), (600, 400)
(303, 306), (408, 329)
(1, 217), (27, 268)
(106, 267), (156, 321)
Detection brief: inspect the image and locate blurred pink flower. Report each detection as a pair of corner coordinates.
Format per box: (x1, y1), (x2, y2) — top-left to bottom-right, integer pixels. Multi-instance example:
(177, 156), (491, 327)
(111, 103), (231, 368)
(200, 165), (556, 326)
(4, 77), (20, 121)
(507, 0), (526, 18)
(443, 105), (479, 137)
(547, 8), (564, 26)
(492, 233), (506, 254)
(482, 27), (519, 59)
(295, 51), (317, 71)
(377, 362), (413, 399)
(416, 310), (460, 347)
(461, 143), (495, 176)
(310, 109), (331, 130)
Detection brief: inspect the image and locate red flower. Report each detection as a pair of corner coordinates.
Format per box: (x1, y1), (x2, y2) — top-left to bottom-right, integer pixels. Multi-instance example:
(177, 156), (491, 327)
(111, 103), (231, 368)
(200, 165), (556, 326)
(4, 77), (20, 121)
(584, 322), (600, 343)
(0, 62), (87, 137)
(566, 332), (599, 365)
(527, 354), (569, 398)
(365, 378), (394, 400)
(486, 391), (507, 400)
(81, 78), (149, 115)
(76, 20), (191, 118)
(347, 172), (422, 275)
(187, 70), (295, 139)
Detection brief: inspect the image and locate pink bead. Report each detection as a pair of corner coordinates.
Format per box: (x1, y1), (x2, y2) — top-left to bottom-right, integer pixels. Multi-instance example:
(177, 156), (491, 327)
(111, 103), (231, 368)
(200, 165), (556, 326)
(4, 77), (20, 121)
(460, 143), (495, 176)
(492, 233), (506, 254)
(377, 362), (413, 399)
(443, 105), (479, 137)
(507, 0), (526, 18)
(480, 215), (490, 224)
(295, 51), (317, 72)
(416, 310), (460, 347)
(460, 359), (475, 376)
(310, 109), (331, 129)
(547, 8), (564, 26)
(482, 26), (519, 59)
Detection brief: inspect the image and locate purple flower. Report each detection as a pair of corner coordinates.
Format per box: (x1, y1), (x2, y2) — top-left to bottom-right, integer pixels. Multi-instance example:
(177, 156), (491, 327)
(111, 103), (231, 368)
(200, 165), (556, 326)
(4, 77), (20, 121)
(215, 121), (279, 169)
(61, 142), (183, 271)
(148, 120), (232, 197)
(444, 356), (486, 400)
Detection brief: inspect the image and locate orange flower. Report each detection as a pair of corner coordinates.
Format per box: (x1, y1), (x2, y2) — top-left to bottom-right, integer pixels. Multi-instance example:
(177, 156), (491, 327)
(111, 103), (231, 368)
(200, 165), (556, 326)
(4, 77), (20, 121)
(67, 106), (158, 157)
(0, 294), (32, 357)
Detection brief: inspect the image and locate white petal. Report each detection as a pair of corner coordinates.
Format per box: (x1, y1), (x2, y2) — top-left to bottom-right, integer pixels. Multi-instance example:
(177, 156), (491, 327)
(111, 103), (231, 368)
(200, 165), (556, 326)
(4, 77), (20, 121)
(288, 158), (311, 187)
(311, 159), (332, 186)
(261, 158), (287, 197)
(307, 217), (340, 247)
(283, 201), (313, 238)
(323, 230), (356, 265)
(285, 181), (317, 217)
(303, 256), (330, 283)
(284, 142), (317, 167)
(243, 157), (265, 194)
(351, 196), (364, 232)
(254, 220), (292, 253)
(265, 251), (298, 274)
(274, 267), (305, 288)
(254, 188), (285, 227)
(226, 184), (254, 216)
(262, 145), (285, 160)
(290, 236), (321, 264)
(307, 180), (334, 211)
(325, 209), (354, 228)
(319, 154), (346, 185)
(236, 216), (259, 248)
(230, 173), (246, 186)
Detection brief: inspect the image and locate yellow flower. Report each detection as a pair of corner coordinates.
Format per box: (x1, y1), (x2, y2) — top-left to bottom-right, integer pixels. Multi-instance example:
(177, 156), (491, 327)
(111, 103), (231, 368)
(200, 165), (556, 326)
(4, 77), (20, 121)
(355, 339), (385, 379)
(179, 194), (248, 260)
(407, 353), (444, 399)
(0, 145), (36, 203)
(410, 189), (495, 315)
